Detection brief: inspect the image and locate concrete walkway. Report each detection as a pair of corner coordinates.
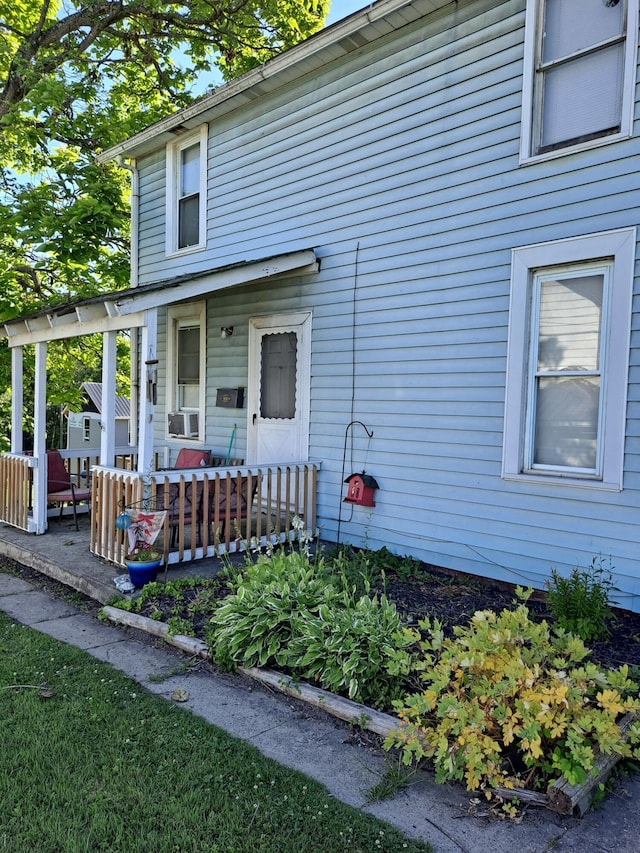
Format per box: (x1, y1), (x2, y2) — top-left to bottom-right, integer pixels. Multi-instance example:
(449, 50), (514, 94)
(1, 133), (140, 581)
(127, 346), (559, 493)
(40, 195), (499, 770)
(1, 521), (639, 851)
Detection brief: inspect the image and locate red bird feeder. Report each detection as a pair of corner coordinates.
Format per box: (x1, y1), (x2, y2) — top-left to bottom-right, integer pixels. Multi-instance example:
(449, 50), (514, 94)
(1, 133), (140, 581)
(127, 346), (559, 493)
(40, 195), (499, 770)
(343, 472), (379, 507)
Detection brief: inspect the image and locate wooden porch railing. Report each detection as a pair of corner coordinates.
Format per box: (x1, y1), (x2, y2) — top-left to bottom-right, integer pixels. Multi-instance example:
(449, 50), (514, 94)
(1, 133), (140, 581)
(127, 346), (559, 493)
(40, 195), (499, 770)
(0, 448), (147, 533)
(90, 462), (319, 566)
(0, 453), (33, 530)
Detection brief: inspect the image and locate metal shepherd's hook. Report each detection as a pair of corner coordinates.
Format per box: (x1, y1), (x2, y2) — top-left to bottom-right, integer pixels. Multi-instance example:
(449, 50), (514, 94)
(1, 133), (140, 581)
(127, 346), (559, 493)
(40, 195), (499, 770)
(336, 420), (374, 545)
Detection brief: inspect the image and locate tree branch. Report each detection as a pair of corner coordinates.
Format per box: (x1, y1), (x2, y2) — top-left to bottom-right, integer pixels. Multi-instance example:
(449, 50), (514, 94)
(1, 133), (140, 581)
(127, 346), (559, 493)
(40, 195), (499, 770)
(0, 0), (272, 121)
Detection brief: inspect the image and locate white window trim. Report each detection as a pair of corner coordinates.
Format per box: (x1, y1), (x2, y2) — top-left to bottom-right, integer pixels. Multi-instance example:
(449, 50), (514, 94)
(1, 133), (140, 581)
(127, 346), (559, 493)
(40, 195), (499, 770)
(165, 124), (208, 256)
(519, 0), (639, 165)
(166, 302), (206, 443)
(503, 228), (635, 490)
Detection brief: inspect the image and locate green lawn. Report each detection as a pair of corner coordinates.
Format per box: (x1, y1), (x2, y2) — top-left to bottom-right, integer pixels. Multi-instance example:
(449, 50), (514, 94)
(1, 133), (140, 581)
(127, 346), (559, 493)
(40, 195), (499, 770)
(0, 612), (432, 853)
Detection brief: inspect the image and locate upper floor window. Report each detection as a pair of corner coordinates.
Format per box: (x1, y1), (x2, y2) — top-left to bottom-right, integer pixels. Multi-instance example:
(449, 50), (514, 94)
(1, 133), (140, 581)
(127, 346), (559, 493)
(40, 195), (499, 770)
(165, 125), (207, 255)
(503, 228), (635, 490)
(520, 0), (638, 161)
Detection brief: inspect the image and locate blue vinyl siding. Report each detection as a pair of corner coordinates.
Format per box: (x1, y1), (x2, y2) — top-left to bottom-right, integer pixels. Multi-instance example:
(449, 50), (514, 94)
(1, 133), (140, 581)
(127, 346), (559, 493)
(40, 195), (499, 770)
(133, 0), (640, 608)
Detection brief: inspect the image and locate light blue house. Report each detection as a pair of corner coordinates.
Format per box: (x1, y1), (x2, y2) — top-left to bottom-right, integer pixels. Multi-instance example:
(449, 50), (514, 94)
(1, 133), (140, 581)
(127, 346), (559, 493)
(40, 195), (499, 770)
(3, 0), (640, 608)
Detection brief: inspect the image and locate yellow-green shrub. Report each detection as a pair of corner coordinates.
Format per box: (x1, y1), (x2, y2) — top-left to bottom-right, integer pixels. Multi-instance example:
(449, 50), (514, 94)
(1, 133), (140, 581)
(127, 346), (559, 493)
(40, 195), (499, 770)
(385, 592), (640, 795)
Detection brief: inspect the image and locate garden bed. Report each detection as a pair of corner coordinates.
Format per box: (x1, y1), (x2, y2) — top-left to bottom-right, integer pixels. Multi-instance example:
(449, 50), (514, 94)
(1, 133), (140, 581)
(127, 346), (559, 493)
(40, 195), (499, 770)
(9, 546), (640, 816)
(119, 558), (640, 672)
(101, 594), (638, 817)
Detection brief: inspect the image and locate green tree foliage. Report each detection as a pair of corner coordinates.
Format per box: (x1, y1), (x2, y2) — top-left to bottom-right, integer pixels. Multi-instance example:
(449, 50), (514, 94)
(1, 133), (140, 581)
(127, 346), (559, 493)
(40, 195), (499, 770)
(0, 0), (328, 445)
(0, 0), (328, 305)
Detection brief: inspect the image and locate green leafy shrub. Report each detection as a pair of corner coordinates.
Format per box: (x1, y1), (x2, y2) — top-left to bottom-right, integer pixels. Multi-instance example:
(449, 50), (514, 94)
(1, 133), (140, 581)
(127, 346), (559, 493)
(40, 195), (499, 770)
(166, 616), (195, 637)
(207, 550), (338, 670)
(385, 593), (640, 796)
(208, 551), (417, 707)
(325, 544), (422, 595)
(285, 588), (414, 708)
(546, 558), (615, 641)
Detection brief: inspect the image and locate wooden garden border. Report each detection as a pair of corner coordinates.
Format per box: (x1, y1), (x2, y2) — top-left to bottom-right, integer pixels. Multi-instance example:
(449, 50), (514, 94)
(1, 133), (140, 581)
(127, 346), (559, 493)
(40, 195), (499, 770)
(101, 605), (634, 816)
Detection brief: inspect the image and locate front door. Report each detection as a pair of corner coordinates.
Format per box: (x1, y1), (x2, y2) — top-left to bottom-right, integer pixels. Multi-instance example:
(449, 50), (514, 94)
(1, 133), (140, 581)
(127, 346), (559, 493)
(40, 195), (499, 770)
(247, 312), (311, 465)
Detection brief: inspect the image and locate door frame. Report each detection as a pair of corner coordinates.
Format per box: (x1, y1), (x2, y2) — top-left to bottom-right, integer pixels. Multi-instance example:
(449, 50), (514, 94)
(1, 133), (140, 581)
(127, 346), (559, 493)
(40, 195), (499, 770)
(247, 311), (312, 464)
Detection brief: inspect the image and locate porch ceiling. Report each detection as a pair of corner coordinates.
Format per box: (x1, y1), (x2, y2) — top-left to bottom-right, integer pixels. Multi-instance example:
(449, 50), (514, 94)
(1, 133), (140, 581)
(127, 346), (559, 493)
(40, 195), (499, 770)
(0, 249), (318, 347)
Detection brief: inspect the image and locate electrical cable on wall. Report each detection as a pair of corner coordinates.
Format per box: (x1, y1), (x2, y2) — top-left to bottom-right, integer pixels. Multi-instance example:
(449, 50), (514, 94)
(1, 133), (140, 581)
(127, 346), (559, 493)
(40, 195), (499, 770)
(349, 241), (360, 426)
(335, 242), (378, 545)
(336, 242), (362, 536)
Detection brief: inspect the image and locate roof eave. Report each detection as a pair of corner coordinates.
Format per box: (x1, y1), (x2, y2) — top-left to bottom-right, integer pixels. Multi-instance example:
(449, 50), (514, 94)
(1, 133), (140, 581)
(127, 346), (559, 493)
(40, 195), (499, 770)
(98, 0), (453, 162)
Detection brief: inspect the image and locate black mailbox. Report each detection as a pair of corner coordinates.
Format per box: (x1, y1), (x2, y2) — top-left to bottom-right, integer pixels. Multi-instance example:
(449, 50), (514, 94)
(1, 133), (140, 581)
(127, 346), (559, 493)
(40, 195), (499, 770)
(216, 387), (245, 409)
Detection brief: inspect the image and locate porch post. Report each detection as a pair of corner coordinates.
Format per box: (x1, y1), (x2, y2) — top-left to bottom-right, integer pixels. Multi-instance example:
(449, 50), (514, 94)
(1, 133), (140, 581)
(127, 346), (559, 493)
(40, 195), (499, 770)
(137, 308), (158, 475)
(100, 330), (117, 465)
(129, 328), (139, 449)
(10, 346), (23, 454)
(32, 341), (48, 534)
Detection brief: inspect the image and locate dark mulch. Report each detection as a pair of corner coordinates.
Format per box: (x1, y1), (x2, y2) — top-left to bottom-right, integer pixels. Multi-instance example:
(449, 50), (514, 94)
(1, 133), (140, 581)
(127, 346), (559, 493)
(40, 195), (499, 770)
(126, 560), (640, 673)
(375, 566), (640, 671)
(4, 554), (640, 672)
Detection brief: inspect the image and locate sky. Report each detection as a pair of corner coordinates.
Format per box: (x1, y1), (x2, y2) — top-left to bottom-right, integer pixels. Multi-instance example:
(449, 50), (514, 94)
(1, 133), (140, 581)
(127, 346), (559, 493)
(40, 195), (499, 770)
(326, 0), (370, 25)
(189, 0), (372, 93)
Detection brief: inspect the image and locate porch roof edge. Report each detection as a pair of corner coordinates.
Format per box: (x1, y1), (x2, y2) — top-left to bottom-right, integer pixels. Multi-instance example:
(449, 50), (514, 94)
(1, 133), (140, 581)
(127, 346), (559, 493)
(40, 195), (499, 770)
(115, 248), (318, 315)
(0, 249), (318, 345)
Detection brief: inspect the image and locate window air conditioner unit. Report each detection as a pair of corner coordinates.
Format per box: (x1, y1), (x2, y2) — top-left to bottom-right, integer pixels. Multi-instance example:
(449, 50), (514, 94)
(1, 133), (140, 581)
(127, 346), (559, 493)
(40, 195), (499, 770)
(167, 411), (199, 438)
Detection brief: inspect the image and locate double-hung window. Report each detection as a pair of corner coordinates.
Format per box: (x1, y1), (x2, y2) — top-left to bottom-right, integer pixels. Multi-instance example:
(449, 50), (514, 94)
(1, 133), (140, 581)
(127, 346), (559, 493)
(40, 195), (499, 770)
(503, 229), (635, 490)
(177, 324), (201, 410)
(520, 0), (638, 161)
(526, 265), (608, 474)
(167, 303), (206, 441)
(166, 125), (207, 255)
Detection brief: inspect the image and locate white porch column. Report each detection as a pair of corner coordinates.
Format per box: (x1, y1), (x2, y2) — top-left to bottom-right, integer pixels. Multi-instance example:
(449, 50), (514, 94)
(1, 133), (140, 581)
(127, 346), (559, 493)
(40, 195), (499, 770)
(10, 346), (23, 454)
(129, 328), (139, 449)
(137, 308), (158, 475)
(100, 330), (118, 466)
(32, 341), (48, 533)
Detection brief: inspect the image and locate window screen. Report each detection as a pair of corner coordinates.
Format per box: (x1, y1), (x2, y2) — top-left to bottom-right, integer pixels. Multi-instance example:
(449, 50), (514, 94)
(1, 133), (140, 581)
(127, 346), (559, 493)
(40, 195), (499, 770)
(260, 332), (297, 419)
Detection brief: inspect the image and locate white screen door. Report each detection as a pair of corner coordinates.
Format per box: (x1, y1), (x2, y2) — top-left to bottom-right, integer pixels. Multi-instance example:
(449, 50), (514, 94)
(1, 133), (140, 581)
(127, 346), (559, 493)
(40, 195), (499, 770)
(247, 312), (311, 464)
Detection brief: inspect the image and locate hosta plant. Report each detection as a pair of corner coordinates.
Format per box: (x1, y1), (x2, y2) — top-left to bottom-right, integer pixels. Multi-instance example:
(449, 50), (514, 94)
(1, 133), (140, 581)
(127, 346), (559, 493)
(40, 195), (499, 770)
(285, 588), (415, 709)
(385, 590), (640, 796)
(207, 551), (417, 708)
(207, 550), (338, 670)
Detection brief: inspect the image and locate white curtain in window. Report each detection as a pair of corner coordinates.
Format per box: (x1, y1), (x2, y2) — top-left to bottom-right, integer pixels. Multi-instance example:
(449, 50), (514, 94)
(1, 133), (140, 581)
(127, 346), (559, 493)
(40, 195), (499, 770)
(178, 143), (200, 248)
(177, 325), (200, 409)
(541, 46), (624, 147)
(540, 0), (625, 147)
(180, 144), (200, 197)
(532, 274), (603, 469)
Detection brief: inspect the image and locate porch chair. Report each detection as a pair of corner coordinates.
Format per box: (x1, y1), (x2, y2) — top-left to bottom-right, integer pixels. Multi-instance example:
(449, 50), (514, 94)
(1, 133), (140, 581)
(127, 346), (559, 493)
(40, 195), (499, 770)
(174, 448), (212, 469)
(206, 471), (257, 543)
(158, 448), (211, 546)
(46, 449), (92, 531)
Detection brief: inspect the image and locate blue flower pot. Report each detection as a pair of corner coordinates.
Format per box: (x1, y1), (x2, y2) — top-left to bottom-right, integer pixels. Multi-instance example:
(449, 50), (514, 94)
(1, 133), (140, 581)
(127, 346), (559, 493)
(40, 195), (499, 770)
(125, 559), (161, 588)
